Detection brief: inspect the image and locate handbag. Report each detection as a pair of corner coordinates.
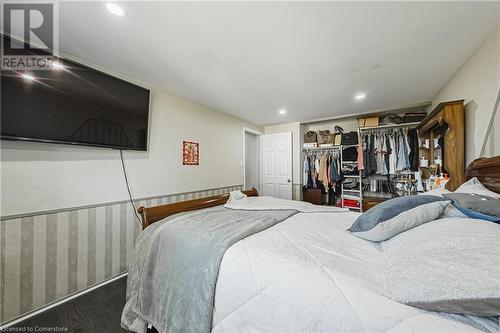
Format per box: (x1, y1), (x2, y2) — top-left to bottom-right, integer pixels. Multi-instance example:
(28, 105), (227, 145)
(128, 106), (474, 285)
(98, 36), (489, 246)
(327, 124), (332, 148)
(304, 131), (317, 143)
(318, 130), (333, 144)
(380, 113), (403, 125)
(334, 134), (342, 146)
(341, 131), (359, 145)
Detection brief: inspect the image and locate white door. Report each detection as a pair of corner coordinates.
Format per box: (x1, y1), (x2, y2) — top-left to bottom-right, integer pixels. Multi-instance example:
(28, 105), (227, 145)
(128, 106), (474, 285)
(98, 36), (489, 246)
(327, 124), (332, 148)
(260, 132), (292, 199)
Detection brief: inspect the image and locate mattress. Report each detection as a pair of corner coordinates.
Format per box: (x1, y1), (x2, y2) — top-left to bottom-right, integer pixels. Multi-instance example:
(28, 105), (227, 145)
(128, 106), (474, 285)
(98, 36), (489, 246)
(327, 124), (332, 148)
(212, 211), (498, 332)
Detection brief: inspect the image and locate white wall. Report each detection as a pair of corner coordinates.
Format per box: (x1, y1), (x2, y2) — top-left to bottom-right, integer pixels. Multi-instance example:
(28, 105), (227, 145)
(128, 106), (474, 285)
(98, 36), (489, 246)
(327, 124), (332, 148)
(244, 132), (259, 190)
(305, 118), (358, 134)
(431, 25), (500, 164)
(0, 90), (262, 216)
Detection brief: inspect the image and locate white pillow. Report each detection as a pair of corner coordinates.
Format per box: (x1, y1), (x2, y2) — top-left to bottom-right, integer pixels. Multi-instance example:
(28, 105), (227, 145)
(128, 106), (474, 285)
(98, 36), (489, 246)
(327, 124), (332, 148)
(455, 177), (500, 198)
(227, 190), (247, 203)
(383, 217), (500, 316)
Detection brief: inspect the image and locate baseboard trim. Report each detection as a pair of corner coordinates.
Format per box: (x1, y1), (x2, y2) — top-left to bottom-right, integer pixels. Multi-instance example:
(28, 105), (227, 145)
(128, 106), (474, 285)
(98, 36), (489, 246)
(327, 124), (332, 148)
(0, 272), (128, 329)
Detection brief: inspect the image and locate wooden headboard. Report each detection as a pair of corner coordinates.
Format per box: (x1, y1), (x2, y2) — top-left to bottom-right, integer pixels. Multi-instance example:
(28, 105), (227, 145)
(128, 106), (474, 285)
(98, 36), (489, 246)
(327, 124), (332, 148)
(138, 188), (258, 229)
(466, 155), (500, 194)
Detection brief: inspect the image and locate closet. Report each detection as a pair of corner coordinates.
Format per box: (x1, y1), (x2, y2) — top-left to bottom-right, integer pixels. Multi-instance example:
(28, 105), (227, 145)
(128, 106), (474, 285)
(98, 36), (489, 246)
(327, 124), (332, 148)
(301, 101), (465, 210)
(303, 147), (342, 206)
(302, 145), (363, 209)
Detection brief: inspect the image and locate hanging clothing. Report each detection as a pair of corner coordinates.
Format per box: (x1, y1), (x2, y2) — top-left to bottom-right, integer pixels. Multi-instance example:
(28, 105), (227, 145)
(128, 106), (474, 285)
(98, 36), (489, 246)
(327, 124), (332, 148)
(379, 133), (388, 175)
(395, 129), (410, 171)
(370, 133), (377, 175)
(315, 158), (320, 178)
(361, 126), (418, 176)
(362, 134), (369, 176)
(408, 128), (419, 171)
(330, 153), (341, 182)
(374, 134), (383, 175)
(318, 154), (330, 184)
(309, 155), (316, 188)
(304, 150), (341, 192)
(357, 140), (364, 172)
(388, 133), (397, 175)
(303, 156), (309, 187)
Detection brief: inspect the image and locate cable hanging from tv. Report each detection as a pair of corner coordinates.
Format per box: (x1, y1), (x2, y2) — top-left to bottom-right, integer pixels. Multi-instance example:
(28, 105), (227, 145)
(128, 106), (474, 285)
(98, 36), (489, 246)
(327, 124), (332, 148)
(120, 149), (142, 227)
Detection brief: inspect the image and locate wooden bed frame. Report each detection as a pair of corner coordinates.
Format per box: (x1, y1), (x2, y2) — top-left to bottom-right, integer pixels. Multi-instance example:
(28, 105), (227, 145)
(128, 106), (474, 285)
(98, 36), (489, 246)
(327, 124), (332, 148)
(138, 155), (499, 229)
(466, 155), (500, 194)
(138, 188), (258, 229)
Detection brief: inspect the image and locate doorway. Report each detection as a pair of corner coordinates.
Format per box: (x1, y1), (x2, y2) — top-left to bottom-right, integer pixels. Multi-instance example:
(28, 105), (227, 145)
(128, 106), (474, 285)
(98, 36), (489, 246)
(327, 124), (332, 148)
(259, 132), (293, 200)
(243, 128), (262, 192)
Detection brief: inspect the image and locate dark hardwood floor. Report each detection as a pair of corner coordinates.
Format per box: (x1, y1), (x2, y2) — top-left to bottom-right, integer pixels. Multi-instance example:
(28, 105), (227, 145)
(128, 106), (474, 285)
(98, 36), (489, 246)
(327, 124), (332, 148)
(12, 277), (131, 333)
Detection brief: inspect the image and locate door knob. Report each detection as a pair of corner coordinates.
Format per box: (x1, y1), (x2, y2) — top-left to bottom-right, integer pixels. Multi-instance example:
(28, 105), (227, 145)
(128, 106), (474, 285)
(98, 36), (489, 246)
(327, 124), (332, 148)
(287, 179), (291, 183)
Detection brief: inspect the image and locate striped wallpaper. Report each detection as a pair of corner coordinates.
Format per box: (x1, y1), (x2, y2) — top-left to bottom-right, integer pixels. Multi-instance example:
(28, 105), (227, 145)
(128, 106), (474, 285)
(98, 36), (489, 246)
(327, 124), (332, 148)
(0, 185), (242, 325)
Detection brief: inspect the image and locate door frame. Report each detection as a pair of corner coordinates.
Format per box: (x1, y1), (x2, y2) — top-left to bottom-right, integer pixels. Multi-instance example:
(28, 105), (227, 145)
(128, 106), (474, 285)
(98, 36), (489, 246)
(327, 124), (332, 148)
(242, 127), (263, 192)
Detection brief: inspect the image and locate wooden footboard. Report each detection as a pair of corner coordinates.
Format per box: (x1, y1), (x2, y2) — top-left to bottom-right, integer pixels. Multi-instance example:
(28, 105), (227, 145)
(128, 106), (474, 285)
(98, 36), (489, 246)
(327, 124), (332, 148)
(138, 188), (258, 229)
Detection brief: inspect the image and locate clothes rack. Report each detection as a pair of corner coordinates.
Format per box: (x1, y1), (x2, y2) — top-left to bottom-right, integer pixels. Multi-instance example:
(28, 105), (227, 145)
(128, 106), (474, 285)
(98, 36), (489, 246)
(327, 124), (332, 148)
(302, 147), (342, 191)
(302, 145), (363, 211)
(359, 122), (420, 210)
(359, 124), (419, 177)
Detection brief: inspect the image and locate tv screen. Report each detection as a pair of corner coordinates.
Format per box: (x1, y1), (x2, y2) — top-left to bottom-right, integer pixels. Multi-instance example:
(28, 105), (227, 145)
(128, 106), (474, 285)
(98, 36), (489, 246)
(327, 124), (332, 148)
(1, 36), (150, 151)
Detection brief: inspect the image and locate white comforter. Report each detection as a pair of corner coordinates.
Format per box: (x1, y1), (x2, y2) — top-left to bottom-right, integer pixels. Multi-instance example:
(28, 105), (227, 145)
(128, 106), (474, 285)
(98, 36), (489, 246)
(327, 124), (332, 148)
(212, 210), (498, 332)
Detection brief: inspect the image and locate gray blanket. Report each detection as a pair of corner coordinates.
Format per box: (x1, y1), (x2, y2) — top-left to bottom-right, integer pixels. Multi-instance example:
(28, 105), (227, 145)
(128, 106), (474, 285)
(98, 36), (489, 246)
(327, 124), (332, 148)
(121, 206), (298, 333)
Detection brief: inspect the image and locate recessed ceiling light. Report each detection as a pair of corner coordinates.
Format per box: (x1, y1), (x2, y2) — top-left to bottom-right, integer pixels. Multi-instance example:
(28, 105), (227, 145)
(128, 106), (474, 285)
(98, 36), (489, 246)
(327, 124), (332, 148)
(354, 93), (366, 101)
(279, 109), (287, 115)
(52, 62), (65, 70)
(21, 73), (35, 81)
(106, 2), (126, 17)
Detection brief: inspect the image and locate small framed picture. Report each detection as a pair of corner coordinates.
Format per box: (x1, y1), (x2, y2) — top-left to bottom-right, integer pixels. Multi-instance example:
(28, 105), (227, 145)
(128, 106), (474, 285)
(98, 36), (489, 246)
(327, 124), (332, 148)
(183, 141), (199, 165)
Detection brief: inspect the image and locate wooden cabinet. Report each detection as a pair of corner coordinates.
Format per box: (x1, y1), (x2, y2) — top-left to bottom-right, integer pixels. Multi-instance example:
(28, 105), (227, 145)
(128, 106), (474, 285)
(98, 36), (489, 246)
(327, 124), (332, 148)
(416, 100), (465, 191)
(362, 196), (386, 211)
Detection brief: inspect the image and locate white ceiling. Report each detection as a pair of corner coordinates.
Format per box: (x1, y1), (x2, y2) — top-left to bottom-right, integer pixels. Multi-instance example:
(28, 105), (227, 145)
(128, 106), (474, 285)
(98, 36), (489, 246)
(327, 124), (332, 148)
(53, 2), (500, 125)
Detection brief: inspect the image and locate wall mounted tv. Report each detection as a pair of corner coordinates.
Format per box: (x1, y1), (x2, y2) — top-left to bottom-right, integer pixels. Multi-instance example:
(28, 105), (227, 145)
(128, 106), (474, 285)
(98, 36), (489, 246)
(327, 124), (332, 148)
(1, 35), (150, 151)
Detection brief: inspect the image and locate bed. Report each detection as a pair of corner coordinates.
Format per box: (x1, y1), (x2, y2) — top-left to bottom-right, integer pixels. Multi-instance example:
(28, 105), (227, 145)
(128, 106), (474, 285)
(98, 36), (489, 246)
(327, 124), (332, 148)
(122, 156), (500, 333)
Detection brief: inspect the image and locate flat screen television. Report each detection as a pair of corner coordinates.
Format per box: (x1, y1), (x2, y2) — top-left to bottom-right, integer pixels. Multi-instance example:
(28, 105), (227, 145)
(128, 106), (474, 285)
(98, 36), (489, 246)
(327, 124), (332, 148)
(1, 36), (150, 151)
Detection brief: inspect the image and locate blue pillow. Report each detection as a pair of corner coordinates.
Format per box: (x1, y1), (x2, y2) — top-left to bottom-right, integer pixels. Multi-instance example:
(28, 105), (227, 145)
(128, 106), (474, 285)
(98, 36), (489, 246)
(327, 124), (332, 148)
(348, 195), (450, 241)
(443, 193), (500, 222)
(454, 206), (499, 222)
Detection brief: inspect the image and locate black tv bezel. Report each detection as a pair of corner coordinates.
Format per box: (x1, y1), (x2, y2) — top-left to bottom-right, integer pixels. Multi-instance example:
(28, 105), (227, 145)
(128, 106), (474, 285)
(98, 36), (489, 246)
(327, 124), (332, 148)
(0, 34), (151, 151)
